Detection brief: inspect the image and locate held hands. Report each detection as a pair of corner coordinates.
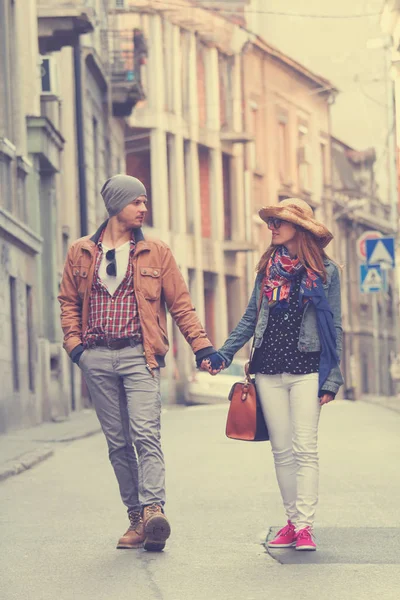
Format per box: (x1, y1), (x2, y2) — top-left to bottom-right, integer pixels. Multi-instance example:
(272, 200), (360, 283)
(197, 352), (225, 376)
(319, 392), (335, 406)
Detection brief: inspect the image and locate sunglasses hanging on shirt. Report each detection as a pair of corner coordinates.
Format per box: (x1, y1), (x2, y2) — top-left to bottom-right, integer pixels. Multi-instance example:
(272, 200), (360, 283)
(106, 249), (117, 276)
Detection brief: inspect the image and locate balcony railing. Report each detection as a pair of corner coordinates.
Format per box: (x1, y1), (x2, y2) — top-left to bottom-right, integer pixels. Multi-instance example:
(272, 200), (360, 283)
(37, 1), (95, 53)
(108, 29), (147, 117)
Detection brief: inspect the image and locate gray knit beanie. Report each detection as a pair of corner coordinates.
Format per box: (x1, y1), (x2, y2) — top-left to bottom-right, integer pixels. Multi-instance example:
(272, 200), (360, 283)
(101, 174), (147, 217)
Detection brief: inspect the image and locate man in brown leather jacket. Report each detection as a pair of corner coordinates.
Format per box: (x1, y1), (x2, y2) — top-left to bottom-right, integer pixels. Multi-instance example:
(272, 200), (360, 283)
(58, 174), (223, 551)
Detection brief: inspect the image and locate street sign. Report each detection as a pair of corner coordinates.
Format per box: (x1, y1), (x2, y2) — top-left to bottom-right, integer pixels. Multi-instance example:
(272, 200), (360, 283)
(359, 264), (384, 293)
(356, 230), (382, 262)
(366, 237), (395, 270)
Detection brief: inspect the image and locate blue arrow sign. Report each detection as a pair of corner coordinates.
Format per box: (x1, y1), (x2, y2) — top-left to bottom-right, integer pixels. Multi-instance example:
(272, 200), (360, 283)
(359, 264), (384, 293)
(366, 237), (395, 269)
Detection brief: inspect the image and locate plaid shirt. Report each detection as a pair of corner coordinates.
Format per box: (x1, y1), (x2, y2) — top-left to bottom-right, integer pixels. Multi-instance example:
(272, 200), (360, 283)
(83, 231), (142, 347)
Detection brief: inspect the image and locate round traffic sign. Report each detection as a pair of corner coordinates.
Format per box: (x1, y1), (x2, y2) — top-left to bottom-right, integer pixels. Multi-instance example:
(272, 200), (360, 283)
(356, 230), (382, 262)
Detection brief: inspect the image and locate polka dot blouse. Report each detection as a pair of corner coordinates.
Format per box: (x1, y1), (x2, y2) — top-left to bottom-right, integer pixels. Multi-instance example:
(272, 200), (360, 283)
(252, 275), (321, 376)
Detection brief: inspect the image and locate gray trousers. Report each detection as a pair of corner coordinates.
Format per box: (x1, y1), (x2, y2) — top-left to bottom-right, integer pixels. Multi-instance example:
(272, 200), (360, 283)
(79, 344), (165, 513)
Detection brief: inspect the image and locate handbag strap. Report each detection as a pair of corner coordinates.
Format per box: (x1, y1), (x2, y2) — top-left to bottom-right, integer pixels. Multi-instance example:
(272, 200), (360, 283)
(245, 280), (265, 380)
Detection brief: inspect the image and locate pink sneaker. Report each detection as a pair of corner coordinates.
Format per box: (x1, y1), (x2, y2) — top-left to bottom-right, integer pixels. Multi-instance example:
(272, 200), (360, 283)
(267, 520), (296, 548)
(295, 527), (317, 551)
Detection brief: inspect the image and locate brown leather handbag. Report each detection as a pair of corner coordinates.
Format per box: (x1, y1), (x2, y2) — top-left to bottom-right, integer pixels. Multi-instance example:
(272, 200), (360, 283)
(226, 365), (269, 441)
(225, 289), (269, 442)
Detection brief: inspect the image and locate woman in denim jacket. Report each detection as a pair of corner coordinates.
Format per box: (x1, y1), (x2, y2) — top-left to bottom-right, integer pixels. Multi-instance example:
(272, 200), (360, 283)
(200, 198), (343, 552)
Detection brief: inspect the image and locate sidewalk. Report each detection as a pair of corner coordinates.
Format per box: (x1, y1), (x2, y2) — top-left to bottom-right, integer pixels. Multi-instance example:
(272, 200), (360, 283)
(361, 393), (400, 414)
(0, 409), (100, 482)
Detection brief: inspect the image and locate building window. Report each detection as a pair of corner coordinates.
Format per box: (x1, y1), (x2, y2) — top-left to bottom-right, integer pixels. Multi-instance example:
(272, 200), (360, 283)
(9, 276), (19, 391)
(0, 0), (15, 142)
(26, 285), (35, 393)
(188, 268), (196, 299)
(162, 19), (174, 113)
(180, 31), (190, 119)
(222, 153), (232, 240)
(197, 41), (208, 128)
(198, 145), (211, 238)
(219, 53), (234, 130)
(253, 173), (263, 212)
(166, 133), (174, 232)
(62, 229), (70, 260)
(92, 117), (99, 197)
(297, 122), (311, 191)
(16, 166), (27, 221)
(250, 100), (263, 172)
(204, 272), (216, 345)
(126, 148), (153, 227)
(278, 114), (289, 183)
(104, 138), (111, 178)
(321, 142), (329, 187)
(184, 140), (194, 234)
(361, 353), (369, 394)
(0, 153), (12, 211)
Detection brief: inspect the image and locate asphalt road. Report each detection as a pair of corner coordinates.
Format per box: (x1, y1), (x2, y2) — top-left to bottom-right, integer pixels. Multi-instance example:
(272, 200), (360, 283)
(0, 400), (399, 600)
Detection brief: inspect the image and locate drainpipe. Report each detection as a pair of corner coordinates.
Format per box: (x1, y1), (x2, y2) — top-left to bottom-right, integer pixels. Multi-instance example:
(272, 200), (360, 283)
(73, 39), (88, 236)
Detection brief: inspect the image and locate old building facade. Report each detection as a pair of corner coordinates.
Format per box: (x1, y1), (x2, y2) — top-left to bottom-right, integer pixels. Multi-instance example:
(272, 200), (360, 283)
(111, 0), (340, 402)
(111, 1), (252, 402)
(0, 0), (140, 433)
(332, 138), (397, 399)
(240, 36), (336, 272)
(3, 0), (393, 434)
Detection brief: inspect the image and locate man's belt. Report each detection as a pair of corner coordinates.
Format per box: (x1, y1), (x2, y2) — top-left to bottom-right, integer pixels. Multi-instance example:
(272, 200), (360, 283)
(91, 338), (141, 350)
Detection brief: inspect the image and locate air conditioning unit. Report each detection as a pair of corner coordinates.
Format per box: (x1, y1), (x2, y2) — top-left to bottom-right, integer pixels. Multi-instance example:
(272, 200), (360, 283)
(115, 0), (126, 8)
(40, 56), (58, 96)
(297, 144), (312, 164)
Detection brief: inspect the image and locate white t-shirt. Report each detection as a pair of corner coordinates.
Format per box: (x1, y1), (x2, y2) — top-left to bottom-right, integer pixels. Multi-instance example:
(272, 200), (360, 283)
(98, 241), (130, 296)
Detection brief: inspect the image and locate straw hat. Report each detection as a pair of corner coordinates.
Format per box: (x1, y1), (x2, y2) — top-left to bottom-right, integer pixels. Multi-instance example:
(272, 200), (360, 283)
(258, 198), (333, 248)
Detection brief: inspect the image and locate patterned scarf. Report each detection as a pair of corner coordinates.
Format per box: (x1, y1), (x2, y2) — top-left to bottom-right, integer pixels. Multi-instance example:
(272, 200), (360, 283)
(264, 246), (308, 307)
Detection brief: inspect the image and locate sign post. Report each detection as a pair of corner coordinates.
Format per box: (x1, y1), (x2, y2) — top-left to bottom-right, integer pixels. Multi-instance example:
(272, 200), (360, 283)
(357, 231), (397, 393)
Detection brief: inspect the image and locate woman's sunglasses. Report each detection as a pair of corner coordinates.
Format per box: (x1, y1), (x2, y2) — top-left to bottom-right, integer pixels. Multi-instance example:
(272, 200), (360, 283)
(106, 249), (117, 276)
(267, 217), (285, 230)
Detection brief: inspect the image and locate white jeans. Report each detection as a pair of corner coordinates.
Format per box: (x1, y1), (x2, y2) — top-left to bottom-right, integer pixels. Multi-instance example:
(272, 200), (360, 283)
(256, 372), (321, 531)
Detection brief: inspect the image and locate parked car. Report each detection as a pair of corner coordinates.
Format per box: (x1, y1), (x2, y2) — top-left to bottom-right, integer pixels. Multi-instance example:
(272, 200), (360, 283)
(186, 358), (248, 405)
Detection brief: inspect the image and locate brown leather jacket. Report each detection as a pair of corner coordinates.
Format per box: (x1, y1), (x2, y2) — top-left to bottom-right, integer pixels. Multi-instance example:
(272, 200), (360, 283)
(58, 222), (213, 370)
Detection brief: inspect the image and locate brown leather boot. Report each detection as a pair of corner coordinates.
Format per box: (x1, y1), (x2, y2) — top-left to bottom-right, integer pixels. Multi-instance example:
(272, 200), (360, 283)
(143, 504), (171, 552)
(116, 511), (145, 549)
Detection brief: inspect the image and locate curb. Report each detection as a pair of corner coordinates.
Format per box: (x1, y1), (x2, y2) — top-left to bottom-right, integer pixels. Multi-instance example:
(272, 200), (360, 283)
(0, 446), (54, 482)
(0, 424), (101, 484)
(361, 395), (400, 415)
(31, 427), (101, 444)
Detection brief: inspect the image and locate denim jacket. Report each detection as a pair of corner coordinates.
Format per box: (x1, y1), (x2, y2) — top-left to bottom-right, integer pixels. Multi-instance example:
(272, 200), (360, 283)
(219, 259), (344, 396)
